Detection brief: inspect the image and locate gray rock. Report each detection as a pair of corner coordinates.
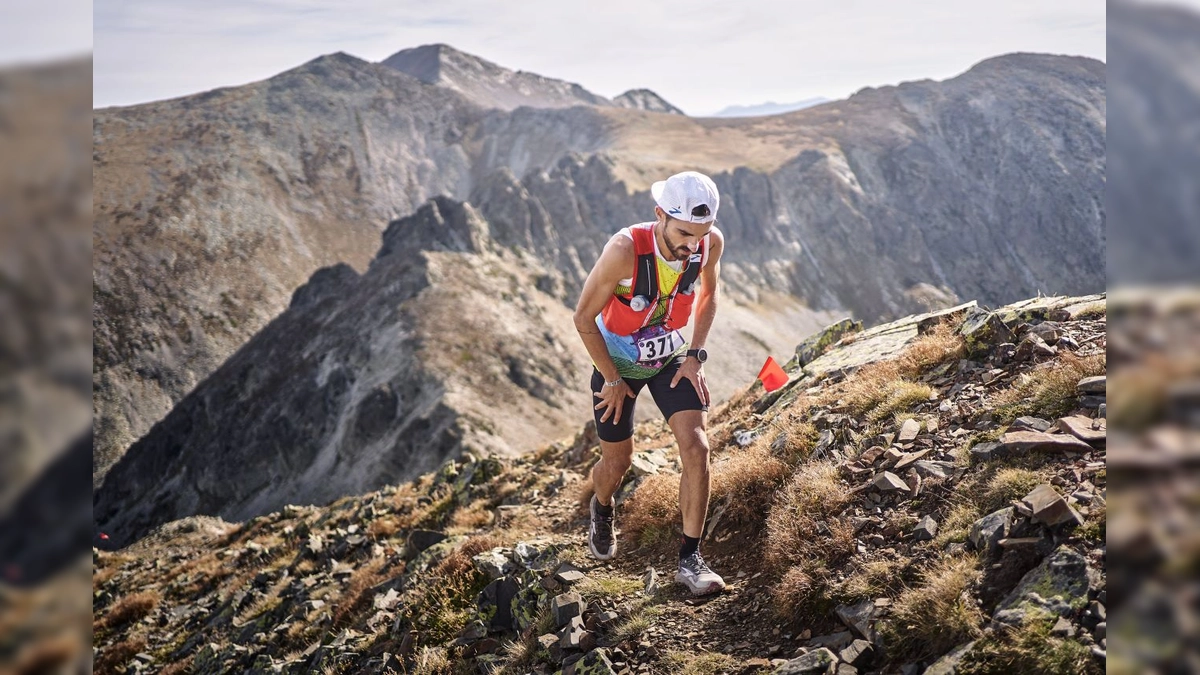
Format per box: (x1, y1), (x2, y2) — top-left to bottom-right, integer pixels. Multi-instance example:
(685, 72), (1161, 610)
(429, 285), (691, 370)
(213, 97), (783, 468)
(477, 576), (520, 632)
(774, 647), (837, 674)
(1057, 415), (1106, 446)
(563, 647), (616, 675)
(968, 507), (1013, 554)
(472, 547), (515, 579)
(913, 460), (956, 479)
(871, 471), (910, 492)
(1014, 334), (1056, 361)
(406, 530), (447, 555)
(969, 441), (1001, 463)
(838, 639), (874, 667)
(642, 567), (659, 595)
(807, 631), (854, 651)
(1011, 416), (1053, 432)
(960, 308), (1017, 355)
(554, 562), (586, 585)
(1022, 484), (1083, 527)
(993, 546), (1097, 626)
(897, 418), (922, 444)
(1077, 376), (1106, 394)
(835, 601), (878, 643)
(923, 641), (976, 675)
(913, 515), (939, 541)
(557, 615), (586, 648)
(990, 430), (1092, 459)
(1028, 322), (1062, 343)
(1050, 616), (1075, 637)
(630, 453), (659, 477)
(551, 592), (585, 628)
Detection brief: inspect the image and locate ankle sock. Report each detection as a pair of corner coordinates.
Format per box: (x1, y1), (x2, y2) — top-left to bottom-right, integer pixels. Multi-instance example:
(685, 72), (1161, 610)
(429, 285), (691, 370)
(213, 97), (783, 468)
(593, 496), (613, 516)
(679, 535), (700, 559)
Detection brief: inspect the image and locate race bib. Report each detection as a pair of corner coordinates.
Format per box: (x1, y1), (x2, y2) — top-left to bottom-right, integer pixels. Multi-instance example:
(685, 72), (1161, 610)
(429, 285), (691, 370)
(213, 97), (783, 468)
(635, 329), (685, 363)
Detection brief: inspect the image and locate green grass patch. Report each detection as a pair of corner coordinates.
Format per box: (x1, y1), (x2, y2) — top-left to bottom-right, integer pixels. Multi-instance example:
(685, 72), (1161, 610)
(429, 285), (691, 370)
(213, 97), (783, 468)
(957, 617), (1100, 674)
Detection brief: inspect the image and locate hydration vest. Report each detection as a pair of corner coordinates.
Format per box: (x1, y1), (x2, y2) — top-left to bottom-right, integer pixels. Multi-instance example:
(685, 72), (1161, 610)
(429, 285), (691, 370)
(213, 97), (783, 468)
(600, 223), (706, 336)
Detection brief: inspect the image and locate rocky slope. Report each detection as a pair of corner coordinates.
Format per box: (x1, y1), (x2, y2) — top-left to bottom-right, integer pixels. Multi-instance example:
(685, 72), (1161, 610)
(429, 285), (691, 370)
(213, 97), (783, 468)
(93, 48), (1106, 497)
(92, 293), (1107, 675)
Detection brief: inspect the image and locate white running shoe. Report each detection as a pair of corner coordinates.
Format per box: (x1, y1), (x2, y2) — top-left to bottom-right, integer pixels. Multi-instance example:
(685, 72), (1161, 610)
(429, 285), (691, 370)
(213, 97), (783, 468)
(675, 551), (726, 596)
(588, 495), (617, 560)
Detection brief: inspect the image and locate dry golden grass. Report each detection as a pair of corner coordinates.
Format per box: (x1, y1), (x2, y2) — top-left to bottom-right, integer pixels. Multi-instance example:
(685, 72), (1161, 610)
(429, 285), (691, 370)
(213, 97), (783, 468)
(934, 502), (982, 547)
(993, 352), (1106, 422)
(331, 558), (389, 628)
(867, 382), (936, 422)
(765, 462), (854, 568)
(822, 320), (962, 419)
(765, 462), (857, 617)
(622, 444), (790, 546)
(367, 515), (402, 538)
(981, 468), (1044, 514)
(94, 637), (147, 675)
(96, 590), (160, 631)
(884, 554), (984, 661)
(711, 445), (791, 524)
(663, 651), (740, 675)
(411, 646), (452, 675)
(447, 498), (496, 534)
(621, 471), (684, 546)
(751, 413), (819, 464)
(158, 657), (196, 675)
(93, 565), (119, 586)
(435, 534), (506, 578)
(837, 559), (907, 601)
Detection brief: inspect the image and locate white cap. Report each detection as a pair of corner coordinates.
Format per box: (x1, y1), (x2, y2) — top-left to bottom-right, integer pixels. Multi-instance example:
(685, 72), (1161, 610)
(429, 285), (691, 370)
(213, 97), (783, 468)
(651, 171), (719, 223)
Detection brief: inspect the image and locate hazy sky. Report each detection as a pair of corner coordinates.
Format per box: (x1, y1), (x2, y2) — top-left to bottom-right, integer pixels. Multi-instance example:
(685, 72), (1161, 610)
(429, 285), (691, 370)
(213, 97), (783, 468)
(86, 0), (1109, 115)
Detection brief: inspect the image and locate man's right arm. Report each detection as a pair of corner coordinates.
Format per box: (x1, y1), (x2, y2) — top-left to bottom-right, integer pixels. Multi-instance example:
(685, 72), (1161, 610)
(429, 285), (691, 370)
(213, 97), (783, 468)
(573, 235), (634, 383)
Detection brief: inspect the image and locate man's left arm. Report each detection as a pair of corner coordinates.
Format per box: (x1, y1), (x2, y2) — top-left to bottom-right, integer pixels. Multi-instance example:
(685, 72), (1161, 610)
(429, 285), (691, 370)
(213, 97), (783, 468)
(670, 228), (724, 403)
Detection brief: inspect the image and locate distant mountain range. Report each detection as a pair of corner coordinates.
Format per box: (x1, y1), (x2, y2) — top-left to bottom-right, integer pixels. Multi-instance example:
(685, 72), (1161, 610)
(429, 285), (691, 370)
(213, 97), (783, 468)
(710, 97), (832, 117)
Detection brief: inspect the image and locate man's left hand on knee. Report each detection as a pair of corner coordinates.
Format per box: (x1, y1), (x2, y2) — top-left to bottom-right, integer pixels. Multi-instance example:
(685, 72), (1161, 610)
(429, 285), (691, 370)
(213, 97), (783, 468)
(670, 357), (710, 406)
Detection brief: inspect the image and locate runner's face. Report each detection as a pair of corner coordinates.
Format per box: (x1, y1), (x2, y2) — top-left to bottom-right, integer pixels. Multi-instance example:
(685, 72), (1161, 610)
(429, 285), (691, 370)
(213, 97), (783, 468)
(661, 217), (713, 261)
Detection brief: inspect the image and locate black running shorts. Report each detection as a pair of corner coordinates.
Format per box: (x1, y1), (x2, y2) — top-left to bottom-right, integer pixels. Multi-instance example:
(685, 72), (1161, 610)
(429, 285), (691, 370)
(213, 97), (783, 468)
(590, 358), (708, 443)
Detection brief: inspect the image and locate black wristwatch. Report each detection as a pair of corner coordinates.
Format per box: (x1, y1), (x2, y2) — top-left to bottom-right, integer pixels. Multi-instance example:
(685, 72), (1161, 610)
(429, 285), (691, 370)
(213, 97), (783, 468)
(686, 348), (708, 363)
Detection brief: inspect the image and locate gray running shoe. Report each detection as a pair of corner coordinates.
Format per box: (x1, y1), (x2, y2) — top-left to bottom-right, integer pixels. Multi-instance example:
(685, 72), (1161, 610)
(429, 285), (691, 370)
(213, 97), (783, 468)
(588, 495), (617, 560)
(675, 551), (725, 596)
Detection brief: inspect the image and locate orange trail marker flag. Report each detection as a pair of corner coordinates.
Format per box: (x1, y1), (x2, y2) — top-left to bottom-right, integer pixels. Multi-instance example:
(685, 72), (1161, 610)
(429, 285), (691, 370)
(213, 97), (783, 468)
(757, 356), (789, 393)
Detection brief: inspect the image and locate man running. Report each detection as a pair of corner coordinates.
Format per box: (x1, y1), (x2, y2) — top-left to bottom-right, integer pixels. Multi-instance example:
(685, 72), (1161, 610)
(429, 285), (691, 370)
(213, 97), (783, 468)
(572, 171), (726, 596)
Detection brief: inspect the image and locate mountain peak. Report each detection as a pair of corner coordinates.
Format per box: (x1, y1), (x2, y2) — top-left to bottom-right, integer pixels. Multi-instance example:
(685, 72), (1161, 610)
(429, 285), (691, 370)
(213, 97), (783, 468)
(380, 43), (611, 111)
(613, 88), (685, 115)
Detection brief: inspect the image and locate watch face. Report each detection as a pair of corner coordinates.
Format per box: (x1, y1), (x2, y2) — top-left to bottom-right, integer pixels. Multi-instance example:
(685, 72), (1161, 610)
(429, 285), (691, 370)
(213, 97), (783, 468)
(695, 348), (708, 363)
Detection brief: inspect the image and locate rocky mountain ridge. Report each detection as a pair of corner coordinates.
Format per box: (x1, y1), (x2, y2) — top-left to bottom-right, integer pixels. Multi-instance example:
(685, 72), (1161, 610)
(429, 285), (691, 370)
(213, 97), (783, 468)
(91, 293), (1108, 675)
(92, 48), (1106, 503)
(381, 44), (683, 115)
